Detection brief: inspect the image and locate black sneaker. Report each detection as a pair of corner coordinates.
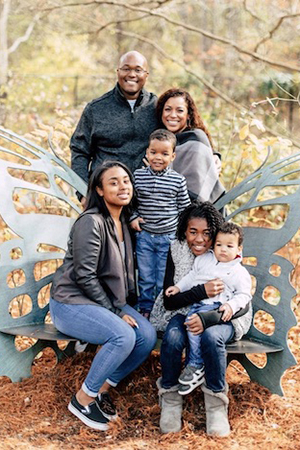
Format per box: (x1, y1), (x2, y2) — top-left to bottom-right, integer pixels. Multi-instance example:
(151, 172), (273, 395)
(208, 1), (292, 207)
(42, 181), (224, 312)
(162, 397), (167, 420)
(96, 391), (118, 420)
(68, 395), (109, 430)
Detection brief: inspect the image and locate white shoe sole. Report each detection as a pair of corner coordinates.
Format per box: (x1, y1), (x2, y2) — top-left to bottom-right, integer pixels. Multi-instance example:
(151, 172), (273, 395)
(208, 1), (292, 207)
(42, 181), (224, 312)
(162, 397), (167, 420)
(68, 402), (109, 431)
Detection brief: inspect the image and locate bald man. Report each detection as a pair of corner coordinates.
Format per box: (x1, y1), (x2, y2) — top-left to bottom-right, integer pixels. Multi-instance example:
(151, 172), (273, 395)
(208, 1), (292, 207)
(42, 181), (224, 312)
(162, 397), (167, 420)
(71, 51), (158, 198)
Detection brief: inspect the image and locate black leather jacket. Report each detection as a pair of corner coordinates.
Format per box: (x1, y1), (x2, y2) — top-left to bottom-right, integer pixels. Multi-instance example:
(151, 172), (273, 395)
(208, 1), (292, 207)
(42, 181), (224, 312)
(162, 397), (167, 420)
(51, 208), (135, 317)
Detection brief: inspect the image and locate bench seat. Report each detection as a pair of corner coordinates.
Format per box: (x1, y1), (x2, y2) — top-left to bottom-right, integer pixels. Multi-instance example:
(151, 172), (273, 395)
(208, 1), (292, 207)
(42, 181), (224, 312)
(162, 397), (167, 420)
(0, 324), (77, 342)
(225, 338), (283, 354)
(155, 331), (287, 358)
(0, 325), (283, 354)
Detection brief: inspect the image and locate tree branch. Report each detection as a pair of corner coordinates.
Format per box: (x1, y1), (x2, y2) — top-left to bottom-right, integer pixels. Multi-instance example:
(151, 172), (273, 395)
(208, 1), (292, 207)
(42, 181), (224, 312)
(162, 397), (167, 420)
(91, 14), (150, 36)
(113, 28), (300, 148)
(252, 97), (298, 108)
(34, 1), (300, 147)
(8, 13), (40, 54)
(272, 79), (298, 99)
(115, 28), (246, 111)
(254, 12), (300, 52)
(40, 0), (300, 72)
(242, 0), (265, 23)
(131, 0), (172, 6)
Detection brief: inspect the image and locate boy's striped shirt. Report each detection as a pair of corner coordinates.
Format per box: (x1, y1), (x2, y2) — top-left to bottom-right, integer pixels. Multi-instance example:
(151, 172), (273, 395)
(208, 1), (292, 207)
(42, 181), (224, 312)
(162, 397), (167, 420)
(132, 166), (190, 234)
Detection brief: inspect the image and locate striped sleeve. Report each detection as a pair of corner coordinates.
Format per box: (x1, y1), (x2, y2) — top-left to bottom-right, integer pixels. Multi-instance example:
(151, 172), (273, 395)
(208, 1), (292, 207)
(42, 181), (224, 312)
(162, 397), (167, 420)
(177, 176), (191, 213)
(133, 167), (191, 234)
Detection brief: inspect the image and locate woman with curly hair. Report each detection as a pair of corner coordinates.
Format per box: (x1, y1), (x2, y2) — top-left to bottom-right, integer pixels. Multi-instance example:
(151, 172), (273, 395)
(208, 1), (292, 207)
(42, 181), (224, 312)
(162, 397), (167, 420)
(156, 88), (224, 203)
(151, 201), (252, 437)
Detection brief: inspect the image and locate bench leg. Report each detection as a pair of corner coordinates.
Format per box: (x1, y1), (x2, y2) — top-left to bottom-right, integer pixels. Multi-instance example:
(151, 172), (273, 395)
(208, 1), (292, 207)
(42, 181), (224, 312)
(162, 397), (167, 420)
(0, 332), (76, 382)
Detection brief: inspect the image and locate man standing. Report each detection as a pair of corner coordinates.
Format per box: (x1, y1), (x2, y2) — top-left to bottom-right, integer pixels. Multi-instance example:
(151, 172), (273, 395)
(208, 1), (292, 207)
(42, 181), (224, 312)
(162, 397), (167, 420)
(71, 51), (158, 200)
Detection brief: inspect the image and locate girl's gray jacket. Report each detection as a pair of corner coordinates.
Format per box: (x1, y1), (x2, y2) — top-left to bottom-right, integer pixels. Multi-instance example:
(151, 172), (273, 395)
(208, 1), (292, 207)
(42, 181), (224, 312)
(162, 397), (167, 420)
(50, 208), (135, 318)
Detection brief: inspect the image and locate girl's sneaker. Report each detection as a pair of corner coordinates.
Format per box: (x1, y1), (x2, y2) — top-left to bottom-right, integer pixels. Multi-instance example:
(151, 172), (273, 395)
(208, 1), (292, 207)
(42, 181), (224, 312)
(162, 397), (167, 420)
(68, 395), (109, 430)
(74, 340), (89, 353)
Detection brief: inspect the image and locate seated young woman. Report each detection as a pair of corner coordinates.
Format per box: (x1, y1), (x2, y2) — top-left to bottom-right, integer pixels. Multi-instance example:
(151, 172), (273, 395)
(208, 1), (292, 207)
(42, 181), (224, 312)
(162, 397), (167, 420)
(50, 161), (157, 431)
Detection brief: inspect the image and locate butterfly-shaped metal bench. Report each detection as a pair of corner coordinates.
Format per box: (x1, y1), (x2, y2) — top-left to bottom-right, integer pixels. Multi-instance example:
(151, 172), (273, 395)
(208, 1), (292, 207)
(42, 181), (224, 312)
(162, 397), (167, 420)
(0, 127), (297, 396)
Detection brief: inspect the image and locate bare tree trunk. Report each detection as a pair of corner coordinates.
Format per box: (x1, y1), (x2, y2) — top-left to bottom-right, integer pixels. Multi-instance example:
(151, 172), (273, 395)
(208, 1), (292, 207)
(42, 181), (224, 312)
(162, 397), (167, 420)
(289, 100), (294, 133)
(0, 0), (10, 124)
(0, 0), (9, 85)
(116, 21), (123, 55)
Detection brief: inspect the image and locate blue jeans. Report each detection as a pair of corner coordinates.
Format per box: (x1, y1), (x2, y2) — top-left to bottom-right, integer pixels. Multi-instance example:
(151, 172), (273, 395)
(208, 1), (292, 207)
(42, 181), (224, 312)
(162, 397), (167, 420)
(160, 313), (234, 392)
(50, 298), (157, 397)
(187, 302), (221, 367)
(136, 230), (175, 312)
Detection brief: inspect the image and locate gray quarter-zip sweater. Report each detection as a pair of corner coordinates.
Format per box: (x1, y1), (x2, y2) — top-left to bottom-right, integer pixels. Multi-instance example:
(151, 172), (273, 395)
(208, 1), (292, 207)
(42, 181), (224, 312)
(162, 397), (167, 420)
(71, 83), (158, 183)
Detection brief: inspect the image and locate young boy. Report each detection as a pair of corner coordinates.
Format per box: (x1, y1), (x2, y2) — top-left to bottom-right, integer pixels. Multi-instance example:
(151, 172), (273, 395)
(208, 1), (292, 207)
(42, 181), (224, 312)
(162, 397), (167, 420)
(165, 222), (252, 395)
(131, 129), (190, 317)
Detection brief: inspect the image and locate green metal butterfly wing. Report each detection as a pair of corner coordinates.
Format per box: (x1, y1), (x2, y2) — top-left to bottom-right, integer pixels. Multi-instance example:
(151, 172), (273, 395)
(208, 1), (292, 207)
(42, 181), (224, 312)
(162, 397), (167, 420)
(0, 127), (86, 381)
(215, 153), (299, 395)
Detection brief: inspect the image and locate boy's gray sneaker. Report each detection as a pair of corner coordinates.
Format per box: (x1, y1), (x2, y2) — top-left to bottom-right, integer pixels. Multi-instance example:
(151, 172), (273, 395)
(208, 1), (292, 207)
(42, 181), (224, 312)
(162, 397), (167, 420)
(179, 364), (205, 384)
(178, 365), (205, 395)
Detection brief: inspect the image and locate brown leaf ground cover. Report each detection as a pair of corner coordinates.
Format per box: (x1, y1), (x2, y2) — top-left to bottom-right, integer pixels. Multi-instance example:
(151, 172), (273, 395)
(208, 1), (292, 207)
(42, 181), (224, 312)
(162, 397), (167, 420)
(0, 303), (299, 450)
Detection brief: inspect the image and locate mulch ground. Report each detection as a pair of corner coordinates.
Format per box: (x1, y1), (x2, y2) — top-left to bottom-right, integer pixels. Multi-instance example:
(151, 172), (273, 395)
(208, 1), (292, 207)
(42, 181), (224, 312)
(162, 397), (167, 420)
(0, 307), (299, 450)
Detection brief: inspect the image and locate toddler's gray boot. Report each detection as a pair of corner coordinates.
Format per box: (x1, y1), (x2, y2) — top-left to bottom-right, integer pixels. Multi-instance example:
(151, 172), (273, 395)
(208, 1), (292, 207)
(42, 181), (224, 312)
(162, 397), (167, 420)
(201, 382), (230, 437)
(156, 377), (183, 433)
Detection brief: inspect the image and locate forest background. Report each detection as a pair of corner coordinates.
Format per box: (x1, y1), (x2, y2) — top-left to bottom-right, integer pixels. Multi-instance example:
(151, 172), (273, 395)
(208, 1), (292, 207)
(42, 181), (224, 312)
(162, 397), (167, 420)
(1, 0), (300, 188)
(0, 1), (300, 449)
